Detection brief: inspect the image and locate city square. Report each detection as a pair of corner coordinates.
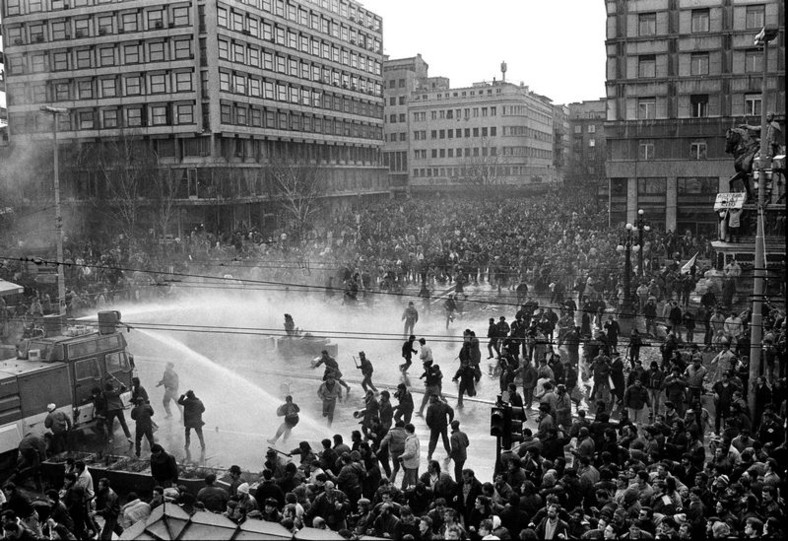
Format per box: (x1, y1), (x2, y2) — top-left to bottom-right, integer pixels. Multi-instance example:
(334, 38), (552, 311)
(0, 1), (785, 540)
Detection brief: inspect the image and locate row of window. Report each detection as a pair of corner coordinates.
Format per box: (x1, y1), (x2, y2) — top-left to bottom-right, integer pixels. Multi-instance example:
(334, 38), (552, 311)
(388, 96), (407, 106)
(636, 94), (761, 119)
(3, 5), (191, 45)
(216, 23), (381, 76)
(230, 0), (382, 32)
(412, 127), (500, 140)
(610, 177), (719, 197)
(217, 101), (382, 140)
(636, 50), (763, 79)
(413, 106), (498, 122)
(636, 5), (764, 37)
(216, 2), (381, 55)
(218, 70), (382, 119)
(636, 141), (708, 161)
(7, 70), (194, 106)
(411, 146), (552, 160)
(385, 132), (407, 143)
(412, 165), (535, 179)
(9, 103), (196, 133)
(216, 38), (382, 95)
(4, 39), (193, 75)
(573, 124), (598, 134)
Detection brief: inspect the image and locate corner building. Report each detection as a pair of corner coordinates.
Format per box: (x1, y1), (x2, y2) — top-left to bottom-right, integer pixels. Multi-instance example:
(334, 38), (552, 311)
(605, 0), (785, 234)
(0, 0), (388, 232)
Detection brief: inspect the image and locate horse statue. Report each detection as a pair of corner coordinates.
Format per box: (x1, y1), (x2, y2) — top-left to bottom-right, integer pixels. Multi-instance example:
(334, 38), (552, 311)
(725, 126), (760, 200)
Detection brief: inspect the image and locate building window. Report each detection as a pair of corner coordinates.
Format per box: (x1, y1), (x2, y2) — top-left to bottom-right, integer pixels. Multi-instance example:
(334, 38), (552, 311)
(147, 10), (165, 30)
(126, 107), (143, 127)
(637, 178), (666, 195)
(638, 98), (656, 119)
(678, 177), (717, 194)
(54, 82), (70, 101)
(149, 42), (166, 62)
(124, 44), (141, 64)
(690, 53), (709, 75)
(75, 49), (91, 69)
(745, 49), (762, 73)
(690, 142), (707, 160)
(638, 55), (656, 78)
(745, 4), (765, 29)
(588, 124), (596, 133)
(745, 94), (761, 116)
(103, 109), (119, 128)
(574, 125), (582, 134)
(150, 105), (168, 126)
(52, 51), (69, 71)
(690, 94), (708, 118)
(76, 111), (94, 130)
(172, 6), (190, 26)
(690, 8), (710, 33)
(98, 16), (113, 35)
(51, 21), (68, 41)
(99, 47), (115, 67)
(638, 12), (657, 36)
(175, 72), (192, 92)
(589, 139), (596, 147)
(149, 74), (166, 94)
(174, 40), (192, 59)
(638, 142), (655, 160)
(218, 40), (229, 60)
(125, 76), (142, 96)
(101, 78), (117, 98)
(121, 12), (138, 32)
(77, 80), (93, 99)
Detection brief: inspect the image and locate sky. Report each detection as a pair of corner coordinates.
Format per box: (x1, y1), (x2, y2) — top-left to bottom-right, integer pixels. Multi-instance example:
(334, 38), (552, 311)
(360, 0), (608, 105)
(0, 0), (607, 110)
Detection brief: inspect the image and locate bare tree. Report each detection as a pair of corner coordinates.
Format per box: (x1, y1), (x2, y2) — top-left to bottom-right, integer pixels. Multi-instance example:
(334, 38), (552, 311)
(145, 168), (181, 239)
(74, 130), (159, 246)
(459, 137), (501, 185)
(266, 154), (325, 239)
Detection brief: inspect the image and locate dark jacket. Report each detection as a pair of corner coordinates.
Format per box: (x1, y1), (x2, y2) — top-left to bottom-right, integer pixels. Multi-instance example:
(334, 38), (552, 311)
(425, 400), (454, 431)
(178, 394), (206, 428)
(131, 403), (155, 429)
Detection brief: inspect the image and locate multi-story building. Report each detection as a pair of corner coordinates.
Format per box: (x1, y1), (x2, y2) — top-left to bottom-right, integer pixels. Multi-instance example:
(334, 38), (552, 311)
(0, 0), (388, 236)
(408, 80), (556, 189)
(566, 99), (607, 188)
(381, 53), (428, 191)
(604, 0), (785, 235)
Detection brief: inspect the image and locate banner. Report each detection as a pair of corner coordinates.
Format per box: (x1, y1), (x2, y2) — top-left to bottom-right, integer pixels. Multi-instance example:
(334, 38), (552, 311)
(713, 192), (746, 211)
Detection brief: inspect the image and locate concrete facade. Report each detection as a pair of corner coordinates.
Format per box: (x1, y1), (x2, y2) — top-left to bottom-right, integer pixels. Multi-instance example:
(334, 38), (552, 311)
(605, 0), (785, 235)
(567, 99), (607, 188)
(0, 0), (389, 233)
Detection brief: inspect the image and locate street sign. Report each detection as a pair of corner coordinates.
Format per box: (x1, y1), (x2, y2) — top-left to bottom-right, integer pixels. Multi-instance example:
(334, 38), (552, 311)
(713, 192), (746, 211)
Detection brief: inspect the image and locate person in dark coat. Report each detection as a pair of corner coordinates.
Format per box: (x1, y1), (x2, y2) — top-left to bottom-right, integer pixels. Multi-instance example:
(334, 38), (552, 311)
(454, 469), (483, 528)
(393, 383), (414, 425)
(103, 378), (133, 444)
(425, 395), (454, 462)
(452, 363), (477, 409)
(177, 390), (206, 461)
(130, 397), (155, 458)
(149, 444), (178, 487)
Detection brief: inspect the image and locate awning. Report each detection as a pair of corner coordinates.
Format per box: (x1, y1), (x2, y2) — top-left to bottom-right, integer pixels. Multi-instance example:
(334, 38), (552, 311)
(0, 280), (23, 297)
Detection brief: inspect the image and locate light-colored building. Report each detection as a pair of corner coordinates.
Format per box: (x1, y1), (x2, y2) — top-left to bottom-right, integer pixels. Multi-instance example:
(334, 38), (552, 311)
(604, 0), (785, 234)
(0, 0), (388, 235)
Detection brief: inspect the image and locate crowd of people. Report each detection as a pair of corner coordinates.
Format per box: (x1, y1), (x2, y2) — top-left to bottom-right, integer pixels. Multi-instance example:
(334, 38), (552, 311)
(1, 189), (787, 540)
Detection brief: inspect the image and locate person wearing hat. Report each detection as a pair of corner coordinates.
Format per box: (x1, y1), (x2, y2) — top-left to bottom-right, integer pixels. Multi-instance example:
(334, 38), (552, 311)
(130, 396), (155, 458)
(44, 403), (72, 455)
(227, 482), (258, 524)
(357, 351), (377, 394)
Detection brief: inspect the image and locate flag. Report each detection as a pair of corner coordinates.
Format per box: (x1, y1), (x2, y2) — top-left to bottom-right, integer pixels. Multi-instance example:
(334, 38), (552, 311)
(681, 252), (698, 275)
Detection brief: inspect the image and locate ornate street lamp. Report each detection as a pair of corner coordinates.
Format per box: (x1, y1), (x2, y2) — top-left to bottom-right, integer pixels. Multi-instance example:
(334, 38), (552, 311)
(616, 223), (640, 313)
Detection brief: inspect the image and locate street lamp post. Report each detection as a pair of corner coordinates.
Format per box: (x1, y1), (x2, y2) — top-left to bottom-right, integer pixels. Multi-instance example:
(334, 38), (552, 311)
(748, 26), (778, 419)
(616, 223), (640, 314)
(41, 105), (69, 317)
(636, 208), (651, 276)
